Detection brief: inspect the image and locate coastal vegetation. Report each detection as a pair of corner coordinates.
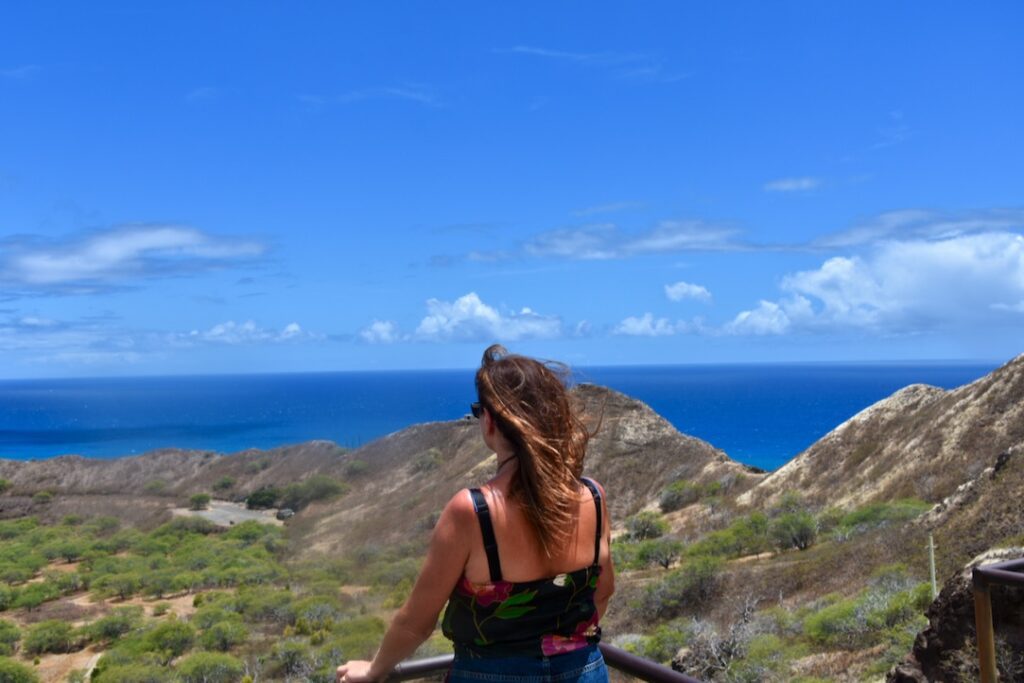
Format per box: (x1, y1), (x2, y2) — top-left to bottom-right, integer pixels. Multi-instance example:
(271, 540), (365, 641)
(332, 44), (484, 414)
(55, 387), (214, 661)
(0, 354), (1022, 680)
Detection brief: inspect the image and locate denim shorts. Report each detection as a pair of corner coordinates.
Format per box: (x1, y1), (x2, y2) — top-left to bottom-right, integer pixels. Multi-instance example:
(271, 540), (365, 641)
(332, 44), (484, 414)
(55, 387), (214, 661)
(446, 645), (608, 683)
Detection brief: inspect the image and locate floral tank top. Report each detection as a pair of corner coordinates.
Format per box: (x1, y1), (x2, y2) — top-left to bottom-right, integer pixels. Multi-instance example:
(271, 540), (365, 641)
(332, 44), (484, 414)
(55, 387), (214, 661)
(441, 478), (604, 659)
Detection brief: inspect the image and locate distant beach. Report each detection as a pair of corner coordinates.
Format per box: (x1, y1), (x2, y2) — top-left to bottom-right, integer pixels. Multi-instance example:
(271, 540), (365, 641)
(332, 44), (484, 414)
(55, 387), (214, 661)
(0, 363), (997, 470)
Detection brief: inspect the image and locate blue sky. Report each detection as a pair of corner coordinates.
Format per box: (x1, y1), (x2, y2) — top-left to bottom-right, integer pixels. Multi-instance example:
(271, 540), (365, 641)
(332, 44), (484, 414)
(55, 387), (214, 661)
(1, 2), (1022, 377)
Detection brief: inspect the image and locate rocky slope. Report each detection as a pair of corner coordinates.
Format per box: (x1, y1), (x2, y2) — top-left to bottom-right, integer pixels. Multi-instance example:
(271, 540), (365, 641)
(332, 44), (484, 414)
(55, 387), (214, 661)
(0, 385), (763, 554)
(738, 353), (1024, 511)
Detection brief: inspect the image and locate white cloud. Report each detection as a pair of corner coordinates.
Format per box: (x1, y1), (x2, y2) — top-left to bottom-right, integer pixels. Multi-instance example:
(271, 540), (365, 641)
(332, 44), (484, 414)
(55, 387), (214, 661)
(0, 225), (265, 291)
(727, 232), (1024, 335)
(814, 208), (1024, 248)
(415, 292), (561, 342)
(186, 320), (317, 345)
(764, 177), (820, 192)
(522, 220), (739, 260)
(524, 224), (618, 259)
(665, 281), (711, 302)
(613, 313), (680, 337)
(725, 301), (793, 336)
(359, 320), (400, 344)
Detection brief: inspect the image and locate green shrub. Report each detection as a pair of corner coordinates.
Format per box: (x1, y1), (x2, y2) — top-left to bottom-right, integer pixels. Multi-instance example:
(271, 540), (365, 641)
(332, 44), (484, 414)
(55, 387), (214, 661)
(0, 657), (39, 683)
(89, 607), (144, 642)
(152, 602), (171, 617)
(143, 480), (168, 495)
(832, 499), (930, 539)
(271, 638), (314, 677)
(281, 475), (347, 511)
(32, 490), (54, 504)
(687, 513), (769, 558)
(189, 493), (212, 511)
(177, 651), (244, 683)
(200, 620), (248, 651)
(409, 449), (443, 474)
(0, 619), (20, 656)
(769, 512), (818, 551)
(23, 619), (76, 654)
(0, 479), (10, 495)
(636, 539), (684, 569)
(212, 477), (236, 492)
(659, 481), (699, 512)
(344, 460), (369, 477)
(142, 619), (195, 661)
(317, 617), (387, 664)
(726, 633), (796, 683)
(635, 622), (688, 664)
(0, 584), (14, 611)
(294, 596), (342, 634)
(93, 663), (172, 683)
(625, 511), (668, 540)
(639, 556), (723, 618)
(245, 487), (279, 510)
(13, 582), (59, 611)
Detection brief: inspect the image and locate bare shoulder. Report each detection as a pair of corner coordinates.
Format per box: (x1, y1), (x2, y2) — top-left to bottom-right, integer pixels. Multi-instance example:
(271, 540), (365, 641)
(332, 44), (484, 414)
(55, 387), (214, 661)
(438, 488), (478, 528)
(581, 476), (607, 498)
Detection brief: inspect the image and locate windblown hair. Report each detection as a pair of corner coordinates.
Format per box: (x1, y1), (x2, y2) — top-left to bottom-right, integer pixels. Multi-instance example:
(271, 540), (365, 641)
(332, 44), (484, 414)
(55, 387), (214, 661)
(475, 344), (594, 557)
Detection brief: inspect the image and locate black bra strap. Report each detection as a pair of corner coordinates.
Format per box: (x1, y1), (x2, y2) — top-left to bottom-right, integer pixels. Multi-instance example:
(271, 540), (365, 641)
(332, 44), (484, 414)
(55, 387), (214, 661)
(580, 478), (603, 566)
(469, 488), (503, 582)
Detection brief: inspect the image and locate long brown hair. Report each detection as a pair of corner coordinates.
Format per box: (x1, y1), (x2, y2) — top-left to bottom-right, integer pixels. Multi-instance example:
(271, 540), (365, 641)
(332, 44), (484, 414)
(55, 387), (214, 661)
(475, 344), (593, 557)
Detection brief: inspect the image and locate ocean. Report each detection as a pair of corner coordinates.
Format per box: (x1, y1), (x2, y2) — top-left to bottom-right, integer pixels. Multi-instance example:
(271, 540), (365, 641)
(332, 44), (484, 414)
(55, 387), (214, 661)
(0, 363), (997, 470)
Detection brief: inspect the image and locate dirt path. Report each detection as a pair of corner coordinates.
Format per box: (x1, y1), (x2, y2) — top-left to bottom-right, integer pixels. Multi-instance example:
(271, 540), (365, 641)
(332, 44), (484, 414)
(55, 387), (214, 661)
(170, 500), (283, 527)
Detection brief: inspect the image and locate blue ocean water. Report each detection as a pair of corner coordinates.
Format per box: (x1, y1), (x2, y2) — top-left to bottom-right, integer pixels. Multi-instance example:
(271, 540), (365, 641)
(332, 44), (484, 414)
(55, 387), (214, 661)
(0, 363), (997, 470)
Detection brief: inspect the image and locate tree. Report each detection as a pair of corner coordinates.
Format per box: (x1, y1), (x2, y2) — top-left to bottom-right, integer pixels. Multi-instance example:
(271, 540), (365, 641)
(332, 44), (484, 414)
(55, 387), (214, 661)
(88, 607), (143, 642)
(13, 583), (58, 612)
(177, 652), (244, 683)
(200, 620), (249, 652)
(0, 620), (20, 656)
(770, 512), (818, 551)
(23, 620), (76, 655)
(189, 493), (212, 511)
(637, 539), (684, 569)
(245, 488), (279, 510)
(626, 511), (669, 541)
(143, 619), (195, 661)
(0, 657), (39, 683)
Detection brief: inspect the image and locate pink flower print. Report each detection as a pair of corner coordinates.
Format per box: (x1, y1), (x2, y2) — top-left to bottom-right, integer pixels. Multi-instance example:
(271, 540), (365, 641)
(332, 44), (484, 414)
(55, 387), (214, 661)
(541, 634), (588, 656)
(540, 613), (600, 656)
(457, 578), (513, 606)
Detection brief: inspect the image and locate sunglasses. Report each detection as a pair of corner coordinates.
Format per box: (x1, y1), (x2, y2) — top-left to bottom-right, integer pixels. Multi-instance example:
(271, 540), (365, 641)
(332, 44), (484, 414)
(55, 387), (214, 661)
(470, 402), (483, 419)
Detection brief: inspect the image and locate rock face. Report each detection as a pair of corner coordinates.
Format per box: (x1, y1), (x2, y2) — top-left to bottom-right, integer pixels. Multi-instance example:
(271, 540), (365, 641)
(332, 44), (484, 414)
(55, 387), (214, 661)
(739, 353), (1024, 510)
(888, 547), (1024, 683)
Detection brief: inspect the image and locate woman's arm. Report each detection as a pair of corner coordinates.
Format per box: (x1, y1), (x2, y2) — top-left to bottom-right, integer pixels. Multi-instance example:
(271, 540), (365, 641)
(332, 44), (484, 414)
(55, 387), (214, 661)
(592, 480), (615, 620)
(337, 491), (475, 683)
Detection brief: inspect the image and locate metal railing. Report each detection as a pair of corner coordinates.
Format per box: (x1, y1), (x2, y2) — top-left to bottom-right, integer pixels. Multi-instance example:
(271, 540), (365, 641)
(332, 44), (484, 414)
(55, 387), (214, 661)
(972, 557), (1024, 682)
(388, 644), (703, 682)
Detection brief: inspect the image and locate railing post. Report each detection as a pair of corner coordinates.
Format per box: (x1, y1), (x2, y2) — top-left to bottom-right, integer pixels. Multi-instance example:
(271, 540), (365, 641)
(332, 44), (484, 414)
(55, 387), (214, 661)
(972, 570), (998, 683)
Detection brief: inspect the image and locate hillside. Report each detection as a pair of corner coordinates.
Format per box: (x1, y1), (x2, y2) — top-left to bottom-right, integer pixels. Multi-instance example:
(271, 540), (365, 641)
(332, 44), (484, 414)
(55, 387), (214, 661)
(0, 385), (763, 551)
(738, 353), (1024, 512)
(2, 362), (1024, 681)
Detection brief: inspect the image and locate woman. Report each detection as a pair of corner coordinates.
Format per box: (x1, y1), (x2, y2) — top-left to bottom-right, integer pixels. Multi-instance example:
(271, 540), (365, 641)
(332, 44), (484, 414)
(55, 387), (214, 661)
(337, 345), (614, 683)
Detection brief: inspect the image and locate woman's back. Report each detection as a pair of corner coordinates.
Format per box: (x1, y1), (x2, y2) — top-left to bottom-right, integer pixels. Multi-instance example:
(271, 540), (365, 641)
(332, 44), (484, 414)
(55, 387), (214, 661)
(461, 477), (607, 585)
